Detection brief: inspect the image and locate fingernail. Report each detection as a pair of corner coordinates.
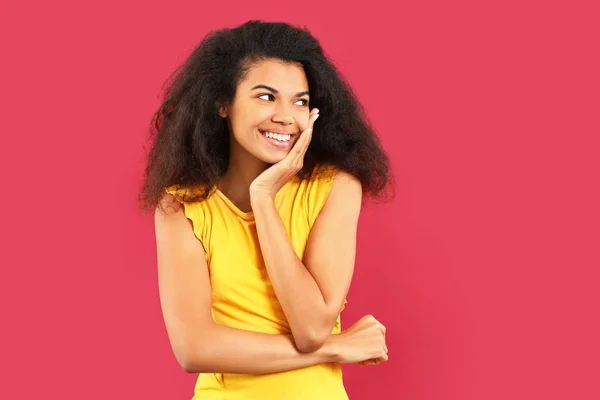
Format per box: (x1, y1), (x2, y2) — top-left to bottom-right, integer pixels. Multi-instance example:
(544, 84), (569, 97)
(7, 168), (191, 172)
(313, 114), (319, 121)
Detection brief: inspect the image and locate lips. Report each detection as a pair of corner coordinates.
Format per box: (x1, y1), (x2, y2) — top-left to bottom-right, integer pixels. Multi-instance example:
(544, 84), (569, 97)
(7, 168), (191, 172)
(259, 129), (295, 149)
(258, 129), (298, 142)
(258, 129), (297, 135)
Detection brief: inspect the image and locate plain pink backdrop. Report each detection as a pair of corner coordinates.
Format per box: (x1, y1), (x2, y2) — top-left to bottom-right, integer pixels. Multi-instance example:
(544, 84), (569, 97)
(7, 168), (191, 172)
(2, 0), (599, 399)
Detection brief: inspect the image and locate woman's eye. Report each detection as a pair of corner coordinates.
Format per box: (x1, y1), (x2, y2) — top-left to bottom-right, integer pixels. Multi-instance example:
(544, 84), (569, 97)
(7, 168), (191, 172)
(258, 94), (308, 107)
(258, 94), (274, 101)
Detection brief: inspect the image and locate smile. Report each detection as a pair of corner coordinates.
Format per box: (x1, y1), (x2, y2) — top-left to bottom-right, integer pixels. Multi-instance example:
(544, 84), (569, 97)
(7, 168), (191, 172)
(259, 130), (296, 149)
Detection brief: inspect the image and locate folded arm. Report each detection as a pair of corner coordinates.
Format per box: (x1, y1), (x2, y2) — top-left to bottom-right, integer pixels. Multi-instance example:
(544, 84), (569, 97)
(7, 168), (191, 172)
(250, 171), (362, 352)
(155, 195), (339, 374)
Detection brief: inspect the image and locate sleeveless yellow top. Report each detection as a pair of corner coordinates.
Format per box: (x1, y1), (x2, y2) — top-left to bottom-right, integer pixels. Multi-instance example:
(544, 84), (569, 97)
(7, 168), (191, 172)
(165, 164), (348, 400)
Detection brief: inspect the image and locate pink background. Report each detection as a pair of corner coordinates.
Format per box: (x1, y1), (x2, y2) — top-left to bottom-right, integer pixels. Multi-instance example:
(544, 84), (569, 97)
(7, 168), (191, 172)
(2, 0), (599, 399)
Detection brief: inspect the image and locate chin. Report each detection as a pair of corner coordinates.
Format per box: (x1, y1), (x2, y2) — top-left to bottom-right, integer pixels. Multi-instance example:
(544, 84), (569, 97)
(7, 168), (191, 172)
(258, 150), (287, 164)
(256, 141), (293, 164)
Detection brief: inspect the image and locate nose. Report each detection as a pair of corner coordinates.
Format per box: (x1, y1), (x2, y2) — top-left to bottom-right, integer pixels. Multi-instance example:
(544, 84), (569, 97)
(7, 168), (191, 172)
(271, 103), (294, 125)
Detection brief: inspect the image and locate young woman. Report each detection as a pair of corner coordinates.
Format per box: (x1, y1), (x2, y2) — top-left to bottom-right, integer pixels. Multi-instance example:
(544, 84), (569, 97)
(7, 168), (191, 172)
(138, 20), (393, 400)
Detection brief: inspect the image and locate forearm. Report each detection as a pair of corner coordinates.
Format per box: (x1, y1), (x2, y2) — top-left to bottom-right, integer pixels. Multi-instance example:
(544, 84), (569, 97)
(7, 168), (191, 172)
(251, 196), (331, 347)
(185, 322), (338, 374)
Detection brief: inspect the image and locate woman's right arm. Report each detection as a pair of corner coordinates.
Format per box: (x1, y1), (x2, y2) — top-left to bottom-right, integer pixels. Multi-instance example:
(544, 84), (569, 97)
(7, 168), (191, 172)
(155, 193), (388, 374)
(155, 194), (338, 374)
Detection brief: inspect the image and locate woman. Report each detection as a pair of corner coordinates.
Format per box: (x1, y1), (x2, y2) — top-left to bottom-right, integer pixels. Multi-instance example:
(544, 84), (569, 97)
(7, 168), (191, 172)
(138, 20), (393, 400)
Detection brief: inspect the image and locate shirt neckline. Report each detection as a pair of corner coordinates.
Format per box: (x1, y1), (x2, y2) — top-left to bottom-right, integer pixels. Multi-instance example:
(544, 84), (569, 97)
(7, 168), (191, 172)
(213, 187), (255, 221)
(213, 176), (302, 221)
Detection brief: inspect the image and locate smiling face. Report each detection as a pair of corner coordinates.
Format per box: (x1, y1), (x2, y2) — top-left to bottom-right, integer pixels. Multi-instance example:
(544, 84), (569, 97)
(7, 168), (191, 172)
(218, 58), (311, 164)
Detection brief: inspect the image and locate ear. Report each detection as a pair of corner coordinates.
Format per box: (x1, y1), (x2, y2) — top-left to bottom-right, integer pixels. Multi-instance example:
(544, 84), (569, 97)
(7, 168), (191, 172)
(216, 102), (228, 118)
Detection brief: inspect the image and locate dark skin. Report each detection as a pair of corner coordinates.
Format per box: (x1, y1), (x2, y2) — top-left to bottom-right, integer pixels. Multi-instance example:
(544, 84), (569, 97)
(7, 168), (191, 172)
(155, 58), (388, 374)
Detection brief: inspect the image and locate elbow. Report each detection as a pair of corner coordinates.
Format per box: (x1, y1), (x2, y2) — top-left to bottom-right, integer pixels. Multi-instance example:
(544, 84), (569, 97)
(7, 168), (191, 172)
(179, 352), (214, 374)
(294, 327), (330, 353)
(173, 322), (218, 373)
(175, 343), (213, 374)
(296, 339), (326, 354)
(180, 359), (200, 374)
(293, 312), (338, 353)
(176, 350), (202, 374)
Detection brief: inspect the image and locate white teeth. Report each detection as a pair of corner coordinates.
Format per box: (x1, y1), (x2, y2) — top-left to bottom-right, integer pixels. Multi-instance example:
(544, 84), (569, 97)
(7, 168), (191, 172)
(263, 131), (291, 141)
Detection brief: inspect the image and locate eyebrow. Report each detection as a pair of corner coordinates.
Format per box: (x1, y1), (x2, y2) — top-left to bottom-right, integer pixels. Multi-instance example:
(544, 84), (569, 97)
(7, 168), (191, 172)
(250, 84), (309, 98)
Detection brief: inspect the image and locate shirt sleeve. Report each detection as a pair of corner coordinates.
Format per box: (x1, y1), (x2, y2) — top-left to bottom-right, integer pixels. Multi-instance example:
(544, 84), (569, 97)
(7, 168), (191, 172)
(164, 185), (208, 257)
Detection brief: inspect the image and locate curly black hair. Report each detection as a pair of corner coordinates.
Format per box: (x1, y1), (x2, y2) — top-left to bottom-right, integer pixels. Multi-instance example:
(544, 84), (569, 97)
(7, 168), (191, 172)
(137, 20), (394, 214)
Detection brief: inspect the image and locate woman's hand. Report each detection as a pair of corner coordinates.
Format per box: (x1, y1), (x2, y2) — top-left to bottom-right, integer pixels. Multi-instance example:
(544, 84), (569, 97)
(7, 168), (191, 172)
(327, 315), (389, 366)
(249, 108), (320, 201)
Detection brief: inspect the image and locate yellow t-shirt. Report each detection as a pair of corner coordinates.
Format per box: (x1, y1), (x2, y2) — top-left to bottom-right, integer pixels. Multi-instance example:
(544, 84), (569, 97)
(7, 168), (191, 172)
(165, 163), (348, 400)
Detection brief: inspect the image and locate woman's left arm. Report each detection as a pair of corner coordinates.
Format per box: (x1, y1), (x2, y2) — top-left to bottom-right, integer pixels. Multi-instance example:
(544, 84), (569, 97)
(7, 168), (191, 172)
(251, 170), (362, 353)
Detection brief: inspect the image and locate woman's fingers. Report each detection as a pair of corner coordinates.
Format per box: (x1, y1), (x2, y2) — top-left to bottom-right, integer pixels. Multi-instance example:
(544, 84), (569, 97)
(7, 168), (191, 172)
(361, 357), (385, 366)
(292, 108), (319, 163)
(300, 112), (318, 154)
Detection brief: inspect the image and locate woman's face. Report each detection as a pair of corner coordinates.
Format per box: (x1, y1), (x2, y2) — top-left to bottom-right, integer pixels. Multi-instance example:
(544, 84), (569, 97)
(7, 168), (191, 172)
(219, 59), (312, 164)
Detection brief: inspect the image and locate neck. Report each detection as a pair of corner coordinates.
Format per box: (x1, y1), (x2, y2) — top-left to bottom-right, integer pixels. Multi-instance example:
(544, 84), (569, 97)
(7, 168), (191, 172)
(217, 136), (270, 212)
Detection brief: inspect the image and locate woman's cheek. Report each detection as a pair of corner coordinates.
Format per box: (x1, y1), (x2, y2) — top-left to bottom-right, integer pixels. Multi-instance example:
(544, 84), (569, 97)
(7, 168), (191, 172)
(293, 111), (307, 130)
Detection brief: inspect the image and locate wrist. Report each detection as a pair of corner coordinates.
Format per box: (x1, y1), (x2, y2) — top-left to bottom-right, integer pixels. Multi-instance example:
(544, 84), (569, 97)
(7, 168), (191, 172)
(318, 334), (341, 363)
(250, 191), (275, 208)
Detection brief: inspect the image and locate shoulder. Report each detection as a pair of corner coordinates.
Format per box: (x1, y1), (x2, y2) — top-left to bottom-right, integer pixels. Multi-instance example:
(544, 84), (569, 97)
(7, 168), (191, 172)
(301, 164), (362, 225)
(325, 168), (362, 212)
(305, 167), (362, 245)
(332, 169), (362, 191)
(309, 163), (362, 197)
